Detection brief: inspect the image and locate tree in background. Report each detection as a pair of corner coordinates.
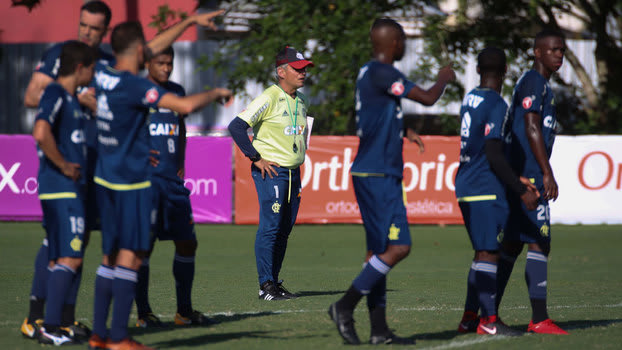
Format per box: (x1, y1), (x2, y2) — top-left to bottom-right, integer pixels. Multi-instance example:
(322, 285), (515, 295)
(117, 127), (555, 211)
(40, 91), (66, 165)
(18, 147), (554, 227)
(200, 0), (429, 135)
(422, 0), (622, 134)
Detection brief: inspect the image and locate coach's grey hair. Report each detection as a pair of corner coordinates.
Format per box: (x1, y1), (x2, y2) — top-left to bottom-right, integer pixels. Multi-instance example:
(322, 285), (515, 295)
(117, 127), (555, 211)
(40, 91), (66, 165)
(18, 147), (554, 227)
(275, 63), (288, 81)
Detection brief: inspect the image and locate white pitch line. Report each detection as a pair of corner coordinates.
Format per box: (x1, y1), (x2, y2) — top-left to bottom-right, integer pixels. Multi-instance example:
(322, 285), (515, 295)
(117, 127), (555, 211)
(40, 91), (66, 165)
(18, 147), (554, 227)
(417, 336), (512, 350)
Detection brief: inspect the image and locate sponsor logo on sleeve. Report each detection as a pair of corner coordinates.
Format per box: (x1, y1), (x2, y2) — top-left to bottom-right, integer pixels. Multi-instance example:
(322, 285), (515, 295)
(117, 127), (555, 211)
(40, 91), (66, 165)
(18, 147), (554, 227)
(522, 96), (533, 109)
(390, 81), (405, 96)
(485, 123), (495, 136)
(145, 88), (159, 104)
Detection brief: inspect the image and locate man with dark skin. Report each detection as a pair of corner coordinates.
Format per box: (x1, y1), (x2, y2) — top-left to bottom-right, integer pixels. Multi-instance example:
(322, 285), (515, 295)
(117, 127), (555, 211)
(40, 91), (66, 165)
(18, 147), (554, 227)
(495, 29), (569, 335)
(328, 18), (455, 345)
(455, 47), (540, 336)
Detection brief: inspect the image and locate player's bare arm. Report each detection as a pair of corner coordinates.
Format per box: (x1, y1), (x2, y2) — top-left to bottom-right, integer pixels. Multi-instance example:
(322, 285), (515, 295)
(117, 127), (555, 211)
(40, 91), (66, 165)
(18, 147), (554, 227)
(525, 111), (558, 200)
(406, 128), (425, 153)
(157, 88), (232, 115)
(146, 9), (225, 57)
(32, 120), (81, 181)
(406, 64), (455, 106)
(23, 72), (54, 107)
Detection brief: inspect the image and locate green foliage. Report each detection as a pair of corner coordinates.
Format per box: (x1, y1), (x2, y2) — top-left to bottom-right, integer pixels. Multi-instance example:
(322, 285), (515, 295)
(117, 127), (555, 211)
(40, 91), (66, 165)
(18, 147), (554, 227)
(201, 0), (423, 135)
(421, 0), (622, 134)
(149, 4), (188, 34)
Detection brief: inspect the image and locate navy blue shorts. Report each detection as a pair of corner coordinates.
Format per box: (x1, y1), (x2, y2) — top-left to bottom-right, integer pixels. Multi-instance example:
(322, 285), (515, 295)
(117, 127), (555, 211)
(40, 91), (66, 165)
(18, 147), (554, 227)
(458, 197), (508, 251)
(97, 184), (152, 255)
(151, 176), (196, 241)
(505, 195), (552, 244)
(40, 195), (86, 260)
(352, 175), (411, 254)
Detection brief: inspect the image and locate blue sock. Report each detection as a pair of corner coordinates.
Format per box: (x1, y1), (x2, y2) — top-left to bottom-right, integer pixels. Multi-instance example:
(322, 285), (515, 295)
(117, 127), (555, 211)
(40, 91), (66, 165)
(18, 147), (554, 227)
(474, 261), (497, 317)
(93, 265), (114, 338)
(525, 251), (549, 322)
(367, 275), (388, 335)
(352, 255), (391, 295)
(495, 251), (517, 311)
(110, 266), (137, 342)
(30, 241), (49, 300)
(135, 259), (151, 316)
(366, 274), (386, 310)
(173, 254), (195, 316)
(464, 263), (479, 313)
(61, 265), (82, 326)
(28, 241), (49, 322)
(44, 264), (76, 327)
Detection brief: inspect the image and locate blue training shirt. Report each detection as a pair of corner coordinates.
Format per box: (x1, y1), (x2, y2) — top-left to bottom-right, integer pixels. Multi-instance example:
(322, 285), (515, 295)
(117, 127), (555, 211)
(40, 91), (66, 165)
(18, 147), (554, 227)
(455, 87), (508, 200)
(35, 83), (87, 196)
(94, 66), (166, 189)
(148, 81), (186, 181)
(35, 41), (116, 150)
(351, 61), (416, 178)
(506, 70), (558, 179)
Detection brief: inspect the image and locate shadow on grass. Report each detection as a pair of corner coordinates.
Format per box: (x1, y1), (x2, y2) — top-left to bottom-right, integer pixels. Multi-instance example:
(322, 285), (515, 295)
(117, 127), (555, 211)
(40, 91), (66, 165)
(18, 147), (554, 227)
(149, 330), (277, 348)
(296, 289), (395, 298)
(130, 311), (278, 336)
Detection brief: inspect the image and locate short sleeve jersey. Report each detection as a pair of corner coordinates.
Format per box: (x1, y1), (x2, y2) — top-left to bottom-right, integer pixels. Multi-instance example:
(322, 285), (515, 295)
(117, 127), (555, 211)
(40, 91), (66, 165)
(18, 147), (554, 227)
(351, 61), (416, 178)
(454, 88), (508, 199)
(35, 83), (87, 195)
(506, 70), (558, 178)
(35, 42), (116, 150)
(148, 81), (186, 180)
(94, 67), (166, 187)
(237, 84), (308, 169)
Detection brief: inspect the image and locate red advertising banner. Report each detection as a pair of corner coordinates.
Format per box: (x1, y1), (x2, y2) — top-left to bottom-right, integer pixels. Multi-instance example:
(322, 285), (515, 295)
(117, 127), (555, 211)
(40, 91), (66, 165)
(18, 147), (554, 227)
(234, 136), (463, 224)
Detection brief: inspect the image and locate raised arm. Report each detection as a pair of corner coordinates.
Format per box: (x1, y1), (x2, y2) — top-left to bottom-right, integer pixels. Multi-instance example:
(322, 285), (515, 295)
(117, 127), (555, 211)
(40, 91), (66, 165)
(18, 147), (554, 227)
(146, 9), (224, 56)
(406, 64), (455, 106)
(157, 87), (232, 116)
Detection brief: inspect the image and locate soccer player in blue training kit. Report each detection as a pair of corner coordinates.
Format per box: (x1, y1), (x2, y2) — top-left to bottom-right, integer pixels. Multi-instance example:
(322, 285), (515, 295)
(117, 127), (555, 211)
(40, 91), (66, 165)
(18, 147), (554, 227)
(90, 17), (230, 350)
(455, 47), (540, 337)
(21, 1), (113, 341)
(495, 29), (569, 335)
(228, 46), (313, 301)
(328, 18), (455, 345)
(134, 47), (217, 328)
(31, 41), (97, 346)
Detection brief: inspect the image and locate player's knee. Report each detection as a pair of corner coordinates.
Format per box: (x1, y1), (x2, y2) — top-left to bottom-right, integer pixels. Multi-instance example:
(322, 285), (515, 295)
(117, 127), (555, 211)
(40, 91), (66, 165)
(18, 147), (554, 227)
(57, 256), (83, 270)
(392, 244), (411, 261)
(175, 239), (197, 256)
(529, 242), (550, 256)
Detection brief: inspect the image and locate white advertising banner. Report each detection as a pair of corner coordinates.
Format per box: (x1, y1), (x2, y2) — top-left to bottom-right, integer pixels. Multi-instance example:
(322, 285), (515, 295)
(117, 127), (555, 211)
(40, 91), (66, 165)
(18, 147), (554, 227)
(550, 135), (622, 224)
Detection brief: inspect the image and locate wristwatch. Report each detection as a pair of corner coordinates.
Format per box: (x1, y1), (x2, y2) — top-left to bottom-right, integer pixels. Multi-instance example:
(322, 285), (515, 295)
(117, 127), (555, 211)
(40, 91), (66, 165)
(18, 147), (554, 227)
(249, 153), (261, 162)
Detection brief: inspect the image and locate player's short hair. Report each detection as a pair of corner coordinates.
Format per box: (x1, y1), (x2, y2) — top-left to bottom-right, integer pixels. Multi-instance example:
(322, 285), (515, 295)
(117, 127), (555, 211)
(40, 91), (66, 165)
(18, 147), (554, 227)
(371, 17), (404, 35)
(153, 46), (175, 60)
(110, 21), (145, 55)
(477, 47), (506, 75)
(58, 41), (97, 77)
(81, 1), (112, 27)
(534, 28), (565, 48)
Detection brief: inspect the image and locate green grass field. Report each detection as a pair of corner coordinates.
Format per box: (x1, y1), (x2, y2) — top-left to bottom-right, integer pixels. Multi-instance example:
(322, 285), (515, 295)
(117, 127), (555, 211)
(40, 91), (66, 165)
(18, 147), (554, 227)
(1, 223), (621, 349)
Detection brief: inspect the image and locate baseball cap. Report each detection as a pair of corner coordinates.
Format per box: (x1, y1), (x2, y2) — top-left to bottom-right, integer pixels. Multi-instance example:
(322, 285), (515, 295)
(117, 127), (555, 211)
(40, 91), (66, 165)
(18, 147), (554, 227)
(275, 46), (314, 69)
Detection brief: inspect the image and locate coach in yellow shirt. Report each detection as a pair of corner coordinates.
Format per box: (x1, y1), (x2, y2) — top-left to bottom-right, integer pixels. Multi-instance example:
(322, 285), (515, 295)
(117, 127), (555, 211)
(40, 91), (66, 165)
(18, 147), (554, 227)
(228, 46), (313, 300)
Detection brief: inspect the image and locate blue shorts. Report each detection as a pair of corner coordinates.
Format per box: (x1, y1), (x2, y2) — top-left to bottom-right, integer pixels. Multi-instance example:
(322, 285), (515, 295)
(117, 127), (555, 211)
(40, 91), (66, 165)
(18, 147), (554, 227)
(505, 193), (552, 244)
(458, 198), (508, 251)
(352, 175), (411, 254)
(151, 176), (196, 241)
(97, 184), (152, 255)
(252, 165), (301, 235)
(40, 195), (86, 261)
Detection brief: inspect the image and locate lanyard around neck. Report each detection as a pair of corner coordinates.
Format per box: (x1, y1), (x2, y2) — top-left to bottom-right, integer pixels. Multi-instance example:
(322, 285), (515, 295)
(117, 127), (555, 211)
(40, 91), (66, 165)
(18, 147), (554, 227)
(284, 91), (298, 133)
